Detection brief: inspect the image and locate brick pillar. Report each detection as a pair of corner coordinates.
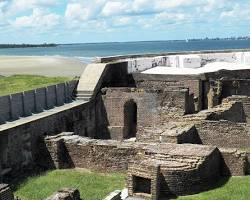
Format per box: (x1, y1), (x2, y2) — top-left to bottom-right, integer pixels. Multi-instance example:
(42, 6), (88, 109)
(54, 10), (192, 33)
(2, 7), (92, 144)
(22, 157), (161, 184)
(207, 80), (222, 108)
(45, 138), (65, 169)
(127, 161), (161, 200)
(151, 165), (160, 200)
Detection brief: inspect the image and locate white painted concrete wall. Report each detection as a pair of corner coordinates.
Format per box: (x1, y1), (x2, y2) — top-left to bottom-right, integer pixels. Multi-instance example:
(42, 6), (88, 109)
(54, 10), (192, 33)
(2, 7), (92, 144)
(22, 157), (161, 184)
(126, 51), (250, 73)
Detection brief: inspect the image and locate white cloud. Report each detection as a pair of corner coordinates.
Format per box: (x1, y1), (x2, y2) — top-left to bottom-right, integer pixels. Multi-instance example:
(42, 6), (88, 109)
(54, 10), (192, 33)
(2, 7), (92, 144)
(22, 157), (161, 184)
(0, 0), (247, 38)
(154, 0), (195, 10)
(10, 0), (58, 12)
(12, 8), (60, 29)
(65, 0), (107, 24)
(132, 0), (153, 12)
(112, 16), (132, 26)
(101, 1), (129, 16)
(155, 12), (188, 22)
(65, 3), (92, 21)
(202, 0), (228, 12)
(220, 4), (250, 21)
(0, 0), (9, 26)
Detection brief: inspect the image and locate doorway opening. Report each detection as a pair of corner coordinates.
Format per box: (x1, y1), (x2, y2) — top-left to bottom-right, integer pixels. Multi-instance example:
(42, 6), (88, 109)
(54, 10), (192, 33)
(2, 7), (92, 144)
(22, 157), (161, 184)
(124, 100), (137, 139)
(133, 176), (151, 194)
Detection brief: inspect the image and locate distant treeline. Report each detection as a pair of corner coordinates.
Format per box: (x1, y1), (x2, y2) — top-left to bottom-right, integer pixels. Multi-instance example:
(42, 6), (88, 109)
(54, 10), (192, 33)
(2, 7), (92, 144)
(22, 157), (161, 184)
(0, 43), (58, 49)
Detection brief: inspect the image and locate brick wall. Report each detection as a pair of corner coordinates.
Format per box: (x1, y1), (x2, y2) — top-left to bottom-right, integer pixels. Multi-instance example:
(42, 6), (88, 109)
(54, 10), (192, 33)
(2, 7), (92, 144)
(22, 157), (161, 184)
(219, 148), (247, 176)
(133, 74), (201, 112)
(223, 96), (250, 123)
(0, 100), (98, 178)
(102, 88), (192, 141)
(220, 80), (250, 98)
(196, 121), (250, 148)
(64, 140), (137, 171)
(205, 101), (245, 123)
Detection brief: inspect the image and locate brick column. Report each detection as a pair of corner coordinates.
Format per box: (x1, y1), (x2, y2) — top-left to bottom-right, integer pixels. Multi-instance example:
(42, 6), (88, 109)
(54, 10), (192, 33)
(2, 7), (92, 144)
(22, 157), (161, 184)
(45, 138), (65, 169)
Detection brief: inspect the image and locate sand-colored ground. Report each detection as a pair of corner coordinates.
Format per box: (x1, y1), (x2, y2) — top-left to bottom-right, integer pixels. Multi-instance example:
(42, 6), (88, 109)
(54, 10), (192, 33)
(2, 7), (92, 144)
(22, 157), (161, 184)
(0, 56), (87, 77)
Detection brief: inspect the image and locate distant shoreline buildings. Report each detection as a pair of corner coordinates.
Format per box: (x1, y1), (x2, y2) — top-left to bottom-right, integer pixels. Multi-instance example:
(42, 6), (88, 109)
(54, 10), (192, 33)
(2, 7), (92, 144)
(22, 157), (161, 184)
(1, 36), (250, 49)
(187, 36), (250, 42)
(0, 43), (57, 49)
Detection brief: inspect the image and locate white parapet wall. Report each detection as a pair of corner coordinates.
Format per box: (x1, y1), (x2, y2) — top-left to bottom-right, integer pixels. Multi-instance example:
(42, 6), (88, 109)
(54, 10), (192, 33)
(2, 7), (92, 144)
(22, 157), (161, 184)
(179, 55), (201, 68)
(125, 51), (250, 74)
(241, 52), (250, 64)
(127, 56), (168, 73)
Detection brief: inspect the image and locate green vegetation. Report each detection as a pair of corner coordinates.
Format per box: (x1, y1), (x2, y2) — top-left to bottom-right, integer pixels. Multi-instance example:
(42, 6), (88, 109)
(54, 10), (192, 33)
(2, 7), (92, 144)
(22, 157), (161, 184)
(13, 169), (125, 200)
(174, 176), (250, 200)
(13, 170), (250, 200)
(0, 75), (71, 96)
(240, 147), (250, 152)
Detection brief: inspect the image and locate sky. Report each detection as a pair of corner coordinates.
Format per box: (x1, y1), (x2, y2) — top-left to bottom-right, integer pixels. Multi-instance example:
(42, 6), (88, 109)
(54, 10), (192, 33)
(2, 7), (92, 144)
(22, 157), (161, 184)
(0, 0), (250, 43)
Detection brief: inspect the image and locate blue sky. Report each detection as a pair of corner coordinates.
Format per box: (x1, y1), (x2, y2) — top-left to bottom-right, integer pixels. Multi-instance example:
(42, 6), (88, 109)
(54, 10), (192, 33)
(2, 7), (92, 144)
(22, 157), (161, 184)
(0, 0), (250, 43)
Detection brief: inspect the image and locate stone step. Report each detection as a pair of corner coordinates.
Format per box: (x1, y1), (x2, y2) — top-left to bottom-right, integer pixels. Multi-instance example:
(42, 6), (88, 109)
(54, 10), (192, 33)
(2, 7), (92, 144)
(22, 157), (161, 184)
(76, 91), (93, 102)
(77, 90), (93, 95)
(76, 97), (91, 101)
(77, 93), (92, 98)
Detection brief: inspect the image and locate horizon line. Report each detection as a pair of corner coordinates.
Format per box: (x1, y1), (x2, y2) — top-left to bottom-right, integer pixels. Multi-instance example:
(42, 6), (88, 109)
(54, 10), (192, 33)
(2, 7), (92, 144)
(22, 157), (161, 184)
(1, 35), (250, 46)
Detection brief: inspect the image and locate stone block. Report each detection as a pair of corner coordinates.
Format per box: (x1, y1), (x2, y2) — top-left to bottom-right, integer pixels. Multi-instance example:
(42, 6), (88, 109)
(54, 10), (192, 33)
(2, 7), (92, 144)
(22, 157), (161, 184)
(0, 96), (11, 123)
(10, 93), (24, 120)
(45, 188), (80, 200)
(46, 85), (57, 109)
(103, 190), (122, 200)
(35, 88), (47, 112)
(23, 90), (36, 116)
(56, 83), (66, 106)
(0, 184), (14, 200)
(68, 80), (78, 101)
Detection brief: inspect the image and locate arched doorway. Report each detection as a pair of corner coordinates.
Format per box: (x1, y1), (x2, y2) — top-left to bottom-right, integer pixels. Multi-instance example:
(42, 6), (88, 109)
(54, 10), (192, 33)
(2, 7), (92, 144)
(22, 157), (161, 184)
(124, 100), (137, 139)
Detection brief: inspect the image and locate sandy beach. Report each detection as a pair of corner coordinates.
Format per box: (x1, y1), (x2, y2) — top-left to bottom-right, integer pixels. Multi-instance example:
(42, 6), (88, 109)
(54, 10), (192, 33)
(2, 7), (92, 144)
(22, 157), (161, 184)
(0, 56), (87, 77)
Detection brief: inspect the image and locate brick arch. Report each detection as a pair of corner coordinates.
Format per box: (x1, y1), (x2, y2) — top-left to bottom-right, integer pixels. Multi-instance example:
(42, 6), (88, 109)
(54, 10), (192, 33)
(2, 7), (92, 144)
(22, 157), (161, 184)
(123, 99), (137, 139)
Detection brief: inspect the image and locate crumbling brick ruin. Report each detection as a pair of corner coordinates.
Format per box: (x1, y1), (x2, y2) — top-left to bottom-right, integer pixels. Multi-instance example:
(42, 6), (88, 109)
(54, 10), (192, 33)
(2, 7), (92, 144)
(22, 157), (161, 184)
(1, 50), (250, 199)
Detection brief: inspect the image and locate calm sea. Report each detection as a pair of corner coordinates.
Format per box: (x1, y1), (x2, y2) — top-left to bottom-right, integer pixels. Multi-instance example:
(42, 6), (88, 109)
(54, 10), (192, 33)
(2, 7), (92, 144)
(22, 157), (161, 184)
(1, 40), (250, 63)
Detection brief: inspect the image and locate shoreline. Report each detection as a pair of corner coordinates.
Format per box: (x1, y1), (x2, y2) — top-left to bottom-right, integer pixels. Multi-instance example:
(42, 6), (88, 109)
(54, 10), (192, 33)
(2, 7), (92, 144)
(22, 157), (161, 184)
(0, 56), (87, 77)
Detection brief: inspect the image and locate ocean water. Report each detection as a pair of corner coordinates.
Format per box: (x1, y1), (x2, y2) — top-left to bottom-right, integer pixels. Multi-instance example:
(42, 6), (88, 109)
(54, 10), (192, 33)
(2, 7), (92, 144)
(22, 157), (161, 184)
(1, 40), (250, 63)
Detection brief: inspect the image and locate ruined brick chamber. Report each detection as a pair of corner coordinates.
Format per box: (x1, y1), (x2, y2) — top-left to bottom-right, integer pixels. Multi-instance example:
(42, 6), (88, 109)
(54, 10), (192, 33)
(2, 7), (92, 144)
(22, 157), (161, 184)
(43, 57), (250, 199)
(1, 51), (250, 199)
(45, 133), (221, 198)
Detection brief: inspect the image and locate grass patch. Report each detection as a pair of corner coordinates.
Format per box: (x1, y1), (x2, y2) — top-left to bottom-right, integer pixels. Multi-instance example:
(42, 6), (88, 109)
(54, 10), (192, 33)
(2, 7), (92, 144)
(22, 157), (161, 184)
(240, 147), (250, 153)
(0, 75), (71, 96)
(13, 169), (125, 200)
(174, 176), (250, 200)
(12, 170), (250, 200)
